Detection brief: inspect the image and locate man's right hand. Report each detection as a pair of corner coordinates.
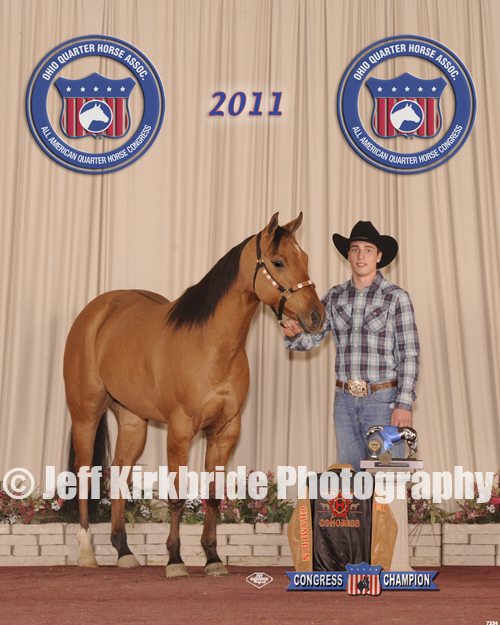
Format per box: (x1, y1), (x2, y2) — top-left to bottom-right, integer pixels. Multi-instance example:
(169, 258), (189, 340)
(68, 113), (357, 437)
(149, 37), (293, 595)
(281, 318), (302, 338)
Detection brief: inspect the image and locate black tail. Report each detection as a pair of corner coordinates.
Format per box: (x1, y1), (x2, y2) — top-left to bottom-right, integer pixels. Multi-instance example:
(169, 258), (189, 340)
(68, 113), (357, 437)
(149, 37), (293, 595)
(66, 414), (111, 522)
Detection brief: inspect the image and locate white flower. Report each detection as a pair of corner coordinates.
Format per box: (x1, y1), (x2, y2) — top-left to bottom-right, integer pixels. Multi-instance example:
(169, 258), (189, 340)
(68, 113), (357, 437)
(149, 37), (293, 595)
(487, 505), (495, 513)
(140, 505), (151, 518)
(100, 498), (111, 506)
(51, 501), (61, 511)
(9, 515), (18, 524)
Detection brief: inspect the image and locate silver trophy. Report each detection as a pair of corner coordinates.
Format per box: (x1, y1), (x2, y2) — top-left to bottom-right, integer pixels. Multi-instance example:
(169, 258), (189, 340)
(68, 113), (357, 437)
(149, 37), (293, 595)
(366, 425), (418, 465)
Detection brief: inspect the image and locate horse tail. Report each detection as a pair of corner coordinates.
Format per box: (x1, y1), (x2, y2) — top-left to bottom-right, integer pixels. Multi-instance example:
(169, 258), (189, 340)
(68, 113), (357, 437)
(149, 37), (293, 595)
(66, 414), (111, 521)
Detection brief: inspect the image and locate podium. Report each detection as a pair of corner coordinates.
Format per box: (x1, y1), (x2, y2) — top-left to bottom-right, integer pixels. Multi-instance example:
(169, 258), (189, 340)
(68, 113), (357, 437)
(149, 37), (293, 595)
(360, 458), (424, 572)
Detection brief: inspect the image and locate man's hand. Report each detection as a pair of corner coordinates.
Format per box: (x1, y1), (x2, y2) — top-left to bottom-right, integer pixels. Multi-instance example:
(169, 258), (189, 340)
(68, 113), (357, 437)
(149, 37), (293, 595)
(281, 318), (302, 338)
(391, 408), (412, 428)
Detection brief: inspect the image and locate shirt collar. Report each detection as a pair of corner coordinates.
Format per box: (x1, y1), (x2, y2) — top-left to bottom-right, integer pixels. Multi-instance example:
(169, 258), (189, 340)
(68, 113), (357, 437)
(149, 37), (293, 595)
(347, 270), (384, 293)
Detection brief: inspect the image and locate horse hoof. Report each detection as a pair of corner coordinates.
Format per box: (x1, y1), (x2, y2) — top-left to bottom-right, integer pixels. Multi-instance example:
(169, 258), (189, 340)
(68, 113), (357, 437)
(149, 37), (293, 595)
(166, 563), (189, 578)
(117, 554), (141, 568)
(77, 554), (98, 567)
(204, 562), (229, 577)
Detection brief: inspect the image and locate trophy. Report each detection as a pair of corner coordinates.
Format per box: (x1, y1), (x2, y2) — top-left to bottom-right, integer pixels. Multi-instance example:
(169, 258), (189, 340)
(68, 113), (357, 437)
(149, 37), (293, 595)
(365, 425), (418, 465)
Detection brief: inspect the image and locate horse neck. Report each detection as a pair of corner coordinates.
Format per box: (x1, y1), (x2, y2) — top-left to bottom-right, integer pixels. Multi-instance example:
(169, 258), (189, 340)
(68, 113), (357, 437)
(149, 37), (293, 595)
(206, 280), (260, 351)
(202, 237), (260, 351)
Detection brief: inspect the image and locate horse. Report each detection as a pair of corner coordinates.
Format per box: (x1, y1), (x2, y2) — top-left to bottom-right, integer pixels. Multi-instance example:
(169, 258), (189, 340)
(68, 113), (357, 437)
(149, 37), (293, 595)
(79, 102), (109, 130)
(357, 575), (370, 593)
(366, 425), (418, 458)
(63, 212), (325, 577)
(390, 102), (420, 131)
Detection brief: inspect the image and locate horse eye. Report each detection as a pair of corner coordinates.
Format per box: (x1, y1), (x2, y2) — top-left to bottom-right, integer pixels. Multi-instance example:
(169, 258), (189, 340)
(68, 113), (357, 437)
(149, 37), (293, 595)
(272, 260), (284, 268)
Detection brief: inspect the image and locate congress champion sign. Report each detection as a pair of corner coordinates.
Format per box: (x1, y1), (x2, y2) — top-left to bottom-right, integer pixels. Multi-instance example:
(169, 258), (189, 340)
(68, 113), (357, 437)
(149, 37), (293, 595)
(337, 35), (476, 174)
(26, 35), (165, 174)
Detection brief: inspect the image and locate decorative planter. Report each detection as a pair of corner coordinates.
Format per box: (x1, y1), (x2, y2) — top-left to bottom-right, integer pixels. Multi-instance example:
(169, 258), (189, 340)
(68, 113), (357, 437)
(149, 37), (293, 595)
(441, 524), (500, 566)
(2, 522), (500, 567)
(408, 523), (442, 567)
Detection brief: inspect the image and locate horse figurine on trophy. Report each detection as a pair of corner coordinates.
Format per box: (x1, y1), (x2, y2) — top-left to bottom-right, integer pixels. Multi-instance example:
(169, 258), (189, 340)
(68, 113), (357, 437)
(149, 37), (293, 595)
(366, 425), (418, 459)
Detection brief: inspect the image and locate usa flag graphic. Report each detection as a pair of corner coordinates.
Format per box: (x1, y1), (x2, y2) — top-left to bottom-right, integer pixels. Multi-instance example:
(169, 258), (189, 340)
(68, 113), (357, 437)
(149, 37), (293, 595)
(55, 73), (136, 138)
(366, 72), (447, 138)
(346, 563), (382, 596)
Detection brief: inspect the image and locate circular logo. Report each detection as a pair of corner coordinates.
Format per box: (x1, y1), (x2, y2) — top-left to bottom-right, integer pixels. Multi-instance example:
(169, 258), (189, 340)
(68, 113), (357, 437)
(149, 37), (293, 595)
(337, 35), (476, 173)
(26, 35), (165, 174)
(329, 494), (351, 518)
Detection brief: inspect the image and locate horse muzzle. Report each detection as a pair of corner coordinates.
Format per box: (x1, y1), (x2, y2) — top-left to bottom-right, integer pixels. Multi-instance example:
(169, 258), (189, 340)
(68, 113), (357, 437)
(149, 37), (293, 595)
(297, 306), (325, 334)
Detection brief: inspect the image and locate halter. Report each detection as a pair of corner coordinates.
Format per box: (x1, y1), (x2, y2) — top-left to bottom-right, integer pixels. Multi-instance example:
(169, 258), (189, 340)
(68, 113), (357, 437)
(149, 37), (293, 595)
(252, 231), (316, 327)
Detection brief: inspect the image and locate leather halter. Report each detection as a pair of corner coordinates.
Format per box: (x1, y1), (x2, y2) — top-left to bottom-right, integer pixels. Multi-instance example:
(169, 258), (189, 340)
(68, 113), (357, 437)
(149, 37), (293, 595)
(252, 231), (316, 327)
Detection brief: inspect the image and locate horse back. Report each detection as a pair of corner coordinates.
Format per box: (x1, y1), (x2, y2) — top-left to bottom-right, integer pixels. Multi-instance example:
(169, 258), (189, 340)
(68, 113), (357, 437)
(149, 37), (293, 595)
(130, 289), (171, 305)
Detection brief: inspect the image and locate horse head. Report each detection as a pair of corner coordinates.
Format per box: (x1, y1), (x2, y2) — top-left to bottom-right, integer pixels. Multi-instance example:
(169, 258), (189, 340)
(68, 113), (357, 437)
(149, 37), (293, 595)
(252, 213), (325, 334)
(390, 102), (420, 130)
(90, 103), (109, 122)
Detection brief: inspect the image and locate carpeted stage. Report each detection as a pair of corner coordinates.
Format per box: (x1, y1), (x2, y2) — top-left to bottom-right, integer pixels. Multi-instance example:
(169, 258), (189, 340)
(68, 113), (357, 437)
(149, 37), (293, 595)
(1, 566), (498, 625)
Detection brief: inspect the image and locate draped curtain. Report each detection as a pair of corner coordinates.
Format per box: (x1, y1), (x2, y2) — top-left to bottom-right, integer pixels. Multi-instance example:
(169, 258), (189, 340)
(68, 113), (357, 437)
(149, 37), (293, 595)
(1, 0), (499, 500)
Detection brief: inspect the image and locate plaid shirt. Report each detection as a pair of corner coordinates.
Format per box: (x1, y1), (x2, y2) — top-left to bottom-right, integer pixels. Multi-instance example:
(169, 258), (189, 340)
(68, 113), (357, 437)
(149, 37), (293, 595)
(285, 271), (420, 411)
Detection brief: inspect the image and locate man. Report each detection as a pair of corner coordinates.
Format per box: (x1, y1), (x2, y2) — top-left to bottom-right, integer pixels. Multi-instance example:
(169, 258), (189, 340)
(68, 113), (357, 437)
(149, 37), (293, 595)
(282, 221), (420, 471)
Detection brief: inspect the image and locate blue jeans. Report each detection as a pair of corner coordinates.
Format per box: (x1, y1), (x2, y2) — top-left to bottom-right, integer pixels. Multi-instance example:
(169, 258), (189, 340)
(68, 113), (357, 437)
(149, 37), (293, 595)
(333, 385), (405, 472)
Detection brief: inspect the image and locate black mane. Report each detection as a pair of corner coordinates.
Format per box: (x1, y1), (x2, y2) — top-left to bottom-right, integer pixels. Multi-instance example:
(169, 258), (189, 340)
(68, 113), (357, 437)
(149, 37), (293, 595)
(167, 235), (254, 329)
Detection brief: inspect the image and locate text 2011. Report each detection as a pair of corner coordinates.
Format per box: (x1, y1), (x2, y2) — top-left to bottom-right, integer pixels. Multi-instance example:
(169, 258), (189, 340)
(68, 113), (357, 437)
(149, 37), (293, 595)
(210, 92), (282, 116)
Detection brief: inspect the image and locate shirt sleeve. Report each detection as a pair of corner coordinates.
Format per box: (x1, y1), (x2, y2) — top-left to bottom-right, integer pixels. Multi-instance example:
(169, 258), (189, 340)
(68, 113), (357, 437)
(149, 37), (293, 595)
(394, 291), (420, 411)
(284, 290), (333, 351)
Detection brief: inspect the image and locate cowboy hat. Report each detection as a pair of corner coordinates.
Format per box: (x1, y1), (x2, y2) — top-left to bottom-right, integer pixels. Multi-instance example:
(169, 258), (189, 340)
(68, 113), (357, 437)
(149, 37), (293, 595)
(332, 221), (398, 269)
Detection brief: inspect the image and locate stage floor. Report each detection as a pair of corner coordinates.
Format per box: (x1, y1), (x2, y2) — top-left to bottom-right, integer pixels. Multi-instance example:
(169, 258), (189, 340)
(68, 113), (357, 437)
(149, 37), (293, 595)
(0, 565), (498, 624)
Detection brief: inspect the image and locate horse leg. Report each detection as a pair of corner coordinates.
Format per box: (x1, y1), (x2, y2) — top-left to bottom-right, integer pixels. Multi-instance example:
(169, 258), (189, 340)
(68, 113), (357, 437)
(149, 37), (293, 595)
(69, 395), (111, 567)
(109, 402), (149, 568)
(165, 423), (191, 578)
(202, 413), (241, 576)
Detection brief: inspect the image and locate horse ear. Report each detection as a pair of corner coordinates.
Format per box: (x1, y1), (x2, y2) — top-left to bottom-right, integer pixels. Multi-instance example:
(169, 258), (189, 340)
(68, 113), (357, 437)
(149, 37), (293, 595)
(282, 212), (303, 235)
(266, 212), (279, 236)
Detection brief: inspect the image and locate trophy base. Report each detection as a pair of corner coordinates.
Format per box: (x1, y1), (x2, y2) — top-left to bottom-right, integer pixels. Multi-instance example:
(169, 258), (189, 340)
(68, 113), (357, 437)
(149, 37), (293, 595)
(360, 458), (424, 470)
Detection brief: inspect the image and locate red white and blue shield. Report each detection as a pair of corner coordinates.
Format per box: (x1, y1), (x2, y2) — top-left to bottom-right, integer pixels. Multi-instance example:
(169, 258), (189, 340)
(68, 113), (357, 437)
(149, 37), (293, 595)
(366, 72), (447, 138)
(55, 72), (136, 138)
(346, 562), (382, 596)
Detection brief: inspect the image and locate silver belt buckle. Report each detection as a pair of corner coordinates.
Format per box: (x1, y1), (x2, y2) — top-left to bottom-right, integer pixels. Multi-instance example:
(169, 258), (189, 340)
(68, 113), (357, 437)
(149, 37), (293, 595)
(348, 379), (367, 398)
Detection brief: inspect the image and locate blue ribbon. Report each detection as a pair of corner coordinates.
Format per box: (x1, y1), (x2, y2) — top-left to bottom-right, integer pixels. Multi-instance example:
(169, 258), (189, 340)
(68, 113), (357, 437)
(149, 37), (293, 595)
(379, 426), (402, 451)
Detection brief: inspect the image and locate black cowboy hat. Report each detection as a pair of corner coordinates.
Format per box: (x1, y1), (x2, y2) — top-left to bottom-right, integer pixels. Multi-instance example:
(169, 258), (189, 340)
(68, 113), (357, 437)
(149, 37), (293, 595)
(332, 221), (398, 269)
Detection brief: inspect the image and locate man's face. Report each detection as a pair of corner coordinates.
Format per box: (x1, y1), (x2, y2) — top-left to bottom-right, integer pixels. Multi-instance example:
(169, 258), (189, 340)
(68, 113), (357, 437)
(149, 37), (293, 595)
(347, 241), (382, 279)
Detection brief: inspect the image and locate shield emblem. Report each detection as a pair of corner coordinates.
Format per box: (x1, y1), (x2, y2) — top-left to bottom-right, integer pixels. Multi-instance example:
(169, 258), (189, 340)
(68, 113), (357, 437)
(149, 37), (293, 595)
(366, 73), (447, 138)
(346, 562), (382, 596)
(55, 73), (136, 138)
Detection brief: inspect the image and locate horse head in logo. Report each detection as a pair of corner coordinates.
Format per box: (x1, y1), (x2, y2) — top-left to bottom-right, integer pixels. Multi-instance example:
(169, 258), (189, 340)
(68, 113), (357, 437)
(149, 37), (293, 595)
(79, 102), (110, 131)
(390, 102), (420, 131)
(357, 576), (370, 592)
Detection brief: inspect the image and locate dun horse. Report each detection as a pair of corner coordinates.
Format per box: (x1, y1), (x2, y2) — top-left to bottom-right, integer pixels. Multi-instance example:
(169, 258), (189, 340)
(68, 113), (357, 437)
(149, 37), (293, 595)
(64, 213), (325, 577)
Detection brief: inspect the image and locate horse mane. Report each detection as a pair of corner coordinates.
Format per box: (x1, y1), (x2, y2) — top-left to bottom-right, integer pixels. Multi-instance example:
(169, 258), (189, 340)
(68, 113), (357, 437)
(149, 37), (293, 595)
(167, 234), (255, 329)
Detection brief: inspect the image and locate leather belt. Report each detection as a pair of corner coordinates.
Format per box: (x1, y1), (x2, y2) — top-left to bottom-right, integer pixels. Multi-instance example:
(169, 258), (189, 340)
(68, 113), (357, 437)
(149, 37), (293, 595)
(336, 379), (398, 398)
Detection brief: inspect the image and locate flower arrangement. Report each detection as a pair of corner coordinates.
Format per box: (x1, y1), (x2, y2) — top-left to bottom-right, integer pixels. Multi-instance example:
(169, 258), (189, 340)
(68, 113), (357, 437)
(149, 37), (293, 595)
(449, 471), (500, 524)
(0, 468), (294, 527)
(407, 471), (500, 525)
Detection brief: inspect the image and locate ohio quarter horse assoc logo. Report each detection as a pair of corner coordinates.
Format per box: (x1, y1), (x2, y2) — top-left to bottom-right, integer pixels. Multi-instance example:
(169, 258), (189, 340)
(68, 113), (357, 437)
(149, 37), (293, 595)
(337, 35), (476, 173)
(26, 35), (165, 174)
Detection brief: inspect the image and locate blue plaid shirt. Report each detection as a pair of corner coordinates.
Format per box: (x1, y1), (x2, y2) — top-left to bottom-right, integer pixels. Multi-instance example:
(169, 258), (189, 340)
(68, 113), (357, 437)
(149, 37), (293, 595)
(285, 272), (420, 411)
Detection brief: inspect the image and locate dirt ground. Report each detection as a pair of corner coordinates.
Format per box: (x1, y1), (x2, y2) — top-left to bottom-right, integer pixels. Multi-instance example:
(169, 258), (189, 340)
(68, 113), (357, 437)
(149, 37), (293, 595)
(0, 565), (499, 625)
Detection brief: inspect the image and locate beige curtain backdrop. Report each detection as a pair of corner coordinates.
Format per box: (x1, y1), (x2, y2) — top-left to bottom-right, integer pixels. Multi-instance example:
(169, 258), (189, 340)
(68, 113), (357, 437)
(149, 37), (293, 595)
(1, 0), (499, 500)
